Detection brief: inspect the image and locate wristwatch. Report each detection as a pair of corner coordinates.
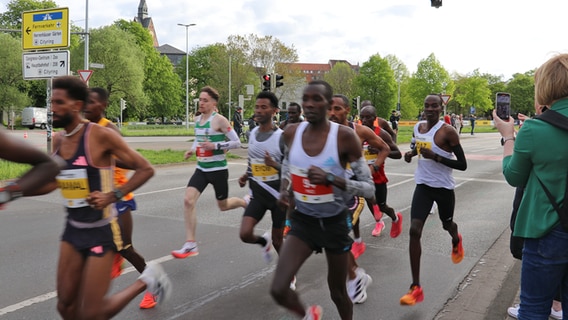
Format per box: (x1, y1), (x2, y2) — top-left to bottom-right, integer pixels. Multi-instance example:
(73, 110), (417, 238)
(325, 173), (335, 185)
(113, 189), (125, 201)
(500, 136), (515, 146)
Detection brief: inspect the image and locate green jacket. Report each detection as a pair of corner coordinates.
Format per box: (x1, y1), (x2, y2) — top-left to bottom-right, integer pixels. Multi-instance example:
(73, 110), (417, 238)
(502, 98), (568, 238)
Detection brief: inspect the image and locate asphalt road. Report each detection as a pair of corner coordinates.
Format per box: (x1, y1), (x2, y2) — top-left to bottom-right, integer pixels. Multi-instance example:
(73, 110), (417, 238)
(0, 130), (518, 319)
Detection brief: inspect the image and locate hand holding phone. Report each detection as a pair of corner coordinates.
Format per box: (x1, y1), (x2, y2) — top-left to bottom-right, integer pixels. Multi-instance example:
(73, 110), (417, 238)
(496, 92), (511, 120)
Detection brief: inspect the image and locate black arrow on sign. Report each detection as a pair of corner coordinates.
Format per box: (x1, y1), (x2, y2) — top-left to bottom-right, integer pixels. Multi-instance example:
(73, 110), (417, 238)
(26, 27), (31, 35)
(59, 60), (65, 67)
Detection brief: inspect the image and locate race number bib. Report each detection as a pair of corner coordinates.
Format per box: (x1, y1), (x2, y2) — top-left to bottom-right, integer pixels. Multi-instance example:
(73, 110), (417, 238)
(415, 141), (432, 155)
(251, 158), (279, 181)
(290, 165), (334, 203)
(57, 168), (90, 208)
(363, 145), (376, 164)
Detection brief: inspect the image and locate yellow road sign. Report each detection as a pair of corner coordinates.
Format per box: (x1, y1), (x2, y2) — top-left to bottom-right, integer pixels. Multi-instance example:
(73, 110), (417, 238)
(22, 8), (69, 50)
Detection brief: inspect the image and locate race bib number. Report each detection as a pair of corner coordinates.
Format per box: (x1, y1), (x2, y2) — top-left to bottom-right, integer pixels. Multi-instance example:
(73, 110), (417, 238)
(415, 141), (432, 155)
(57, 168), (90, 208)
(251, 158), (279, 181)
(363, 145), (376, 164)
(290, 165), (334, 203)
(196, 145), (213, 158)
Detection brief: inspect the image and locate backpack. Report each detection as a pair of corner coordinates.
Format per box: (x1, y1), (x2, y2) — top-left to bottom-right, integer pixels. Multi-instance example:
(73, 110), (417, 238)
(534, 110), (568, 231)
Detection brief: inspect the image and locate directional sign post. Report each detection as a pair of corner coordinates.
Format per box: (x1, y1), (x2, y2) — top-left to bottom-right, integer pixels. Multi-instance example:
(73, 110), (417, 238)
(22, 8), (69, 50)
(22, 51), (69, 79)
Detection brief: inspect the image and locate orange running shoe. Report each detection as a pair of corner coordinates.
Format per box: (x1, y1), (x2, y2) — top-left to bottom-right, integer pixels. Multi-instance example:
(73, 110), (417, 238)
(110, 253), (124, 279)
(452, 233), (464, 264)
(139, 291), (157, 309)
(283, 219), (291, 238)
(350, 241), (366, 259)
(400, 285), (424, 305)
(390, 212), (403, 238)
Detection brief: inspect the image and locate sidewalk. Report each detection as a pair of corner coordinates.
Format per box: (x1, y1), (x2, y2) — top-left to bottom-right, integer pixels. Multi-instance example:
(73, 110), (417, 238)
(434, 227), (521, 320)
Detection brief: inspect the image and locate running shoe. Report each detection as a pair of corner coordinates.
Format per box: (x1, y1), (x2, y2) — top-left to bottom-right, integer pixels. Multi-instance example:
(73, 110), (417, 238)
(262, 231), (272, 263)
(550, 307), (563, 320)
(372, 221), (385, 237)
(350, 241), (366, 259)
(138, 262), (172, 305)
(290, 276), (297, 291)
(390, 212), (403, 238)
(347, 267), (373, 304)
(507, 304), (519, 318)
(110, 253), (124, 279)
(303, 305), (323, 320)
(400, 285), (424, 306)
(171, 242), (199, 259)
(139, 291), (157, 309)
(451, 233), (464, 264)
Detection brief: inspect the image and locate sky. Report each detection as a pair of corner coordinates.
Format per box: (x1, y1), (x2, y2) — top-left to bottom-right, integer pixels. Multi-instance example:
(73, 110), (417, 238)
(3, 0), (568, 80)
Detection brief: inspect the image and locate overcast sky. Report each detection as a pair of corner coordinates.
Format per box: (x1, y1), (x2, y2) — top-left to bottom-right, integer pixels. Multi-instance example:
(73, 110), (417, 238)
(4, 0), (567, 80)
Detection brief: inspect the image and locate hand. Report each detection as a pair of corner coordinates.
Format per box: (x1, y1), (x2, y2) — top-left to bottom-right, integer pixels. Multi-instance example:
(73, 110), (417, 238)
(517, 113), (529, 122)
(492, 110), (515, 137)
(278, 192), (291, 211)
(200, 142), (216, 151)
(86, 191), (114, 210)
(307, 166), (328, 185)
(419, 147), (436, 161)
(184, 149), (194, 160)
(238, 174), (247, 188)
(264, 151), (278, 168)
(404, 151), (413, 163)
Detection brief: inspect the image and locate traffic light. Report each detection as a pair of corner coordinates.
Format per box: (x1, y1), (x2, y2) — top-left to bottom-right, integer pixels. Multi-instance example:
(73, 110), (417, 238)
(275, 74), (284, 89)
(431, 0), (442, 8)
(262, 74), (271, 92)
(352, 97), (357, 108)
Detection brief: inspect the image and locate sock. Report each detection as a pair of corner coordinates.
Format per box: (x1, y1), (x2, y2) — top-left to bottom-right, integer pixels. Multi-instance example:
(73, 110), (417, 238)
(354, 237), (362, 243)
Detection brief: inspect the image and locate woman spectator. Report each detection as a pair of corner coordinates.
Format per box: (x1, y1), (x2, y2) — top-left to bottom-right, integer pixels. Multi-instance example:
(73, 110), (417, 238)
(494, 53), (568, 320)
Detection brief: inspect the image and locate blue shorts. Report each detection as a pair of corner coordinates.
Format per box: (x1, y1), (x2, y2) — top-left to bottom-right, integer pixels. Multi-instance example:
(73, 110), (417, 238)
(116, 198), (137, 216)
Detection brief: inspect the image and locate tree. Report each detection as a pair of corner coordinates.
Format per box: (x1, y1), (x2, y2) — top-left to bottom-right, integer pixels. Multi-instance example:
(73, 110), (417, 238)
(115, 19), (183, 121)
(453, 70), (492, 116)
(354, 54), (397, 118)
(0, 0), (57, 30)
(409, 53), (453, 107)
(385, 54), (412, 118)
(0, 33), (31, 124)
(71, 25), (146, 121)
(506, 71), (535, 116)
(323, 62), (356, 98)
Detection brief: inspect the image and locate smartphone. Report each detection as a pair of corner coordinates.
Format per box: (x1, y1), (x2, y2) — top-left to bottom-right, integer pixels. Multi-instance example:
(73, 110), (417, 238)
(496, 92), (511, 120)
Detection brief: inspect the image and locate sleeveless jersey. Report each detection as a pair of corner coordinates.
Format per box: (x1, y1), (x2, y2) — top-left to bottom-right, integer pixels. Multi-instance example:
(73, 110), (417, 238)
(363, 125), (388, 184)
(98, 118), (133, 201)
(55, 123), (116, 225)
(413, 120), (455, 189)
(289, 121), (346, 218)
(194, 112), (227, 171)
(247, 126), (283, 197)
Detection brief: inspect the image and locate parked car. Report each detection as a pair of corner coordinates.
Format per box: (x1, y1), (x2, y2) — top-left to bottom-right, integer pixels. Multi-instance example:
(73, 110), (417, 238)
(21, 107), (47, 130)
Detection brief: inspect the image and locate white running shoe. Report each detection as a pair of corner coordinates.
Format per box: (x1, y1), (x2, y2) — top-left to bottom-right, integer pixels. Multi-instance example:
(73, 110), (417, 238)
(290, 276), (297, 291)
(347, 267), (373, 304)
(261, 231), (272, 263)
(138, 262), (172, 305)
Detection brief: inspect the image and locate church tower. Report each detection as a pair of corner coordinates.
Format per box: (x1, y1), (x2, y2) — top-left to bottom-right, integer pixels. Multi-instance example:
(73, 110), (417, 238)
(134, 0), (158, 47)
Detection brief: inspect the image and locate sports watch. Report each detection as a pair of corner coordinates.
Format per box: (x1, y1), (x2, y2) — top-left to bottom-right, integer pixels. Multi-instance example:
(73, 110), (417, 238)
(113, 189), (125, 201)
(325, 173), (335, 185)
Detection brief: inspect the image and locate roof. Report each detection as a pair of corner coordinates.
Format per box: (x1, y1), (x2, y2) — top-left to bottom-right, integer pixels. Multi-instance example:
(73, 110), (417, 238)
(157, 44), (185, 55)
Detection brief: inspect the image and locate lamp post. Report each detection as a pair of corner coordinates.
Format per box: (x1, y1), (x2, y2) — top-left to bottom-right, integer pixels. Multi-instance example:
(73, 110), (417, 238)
(177, 23), (196, 130)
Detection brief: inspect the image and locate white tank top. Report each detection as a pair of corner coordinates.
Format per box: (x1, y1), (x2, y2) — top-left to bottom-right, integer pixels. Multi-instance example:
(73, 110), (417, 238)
(247, 126), (283, 196)
(289, 121), (346, 218)
(413, 120), (455, 189)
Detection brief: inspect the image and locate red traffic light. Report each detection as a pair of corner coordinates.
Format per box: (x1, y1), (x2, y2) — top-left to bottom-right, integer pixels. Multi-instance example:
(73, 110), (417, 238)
(263, 74), (271, 81)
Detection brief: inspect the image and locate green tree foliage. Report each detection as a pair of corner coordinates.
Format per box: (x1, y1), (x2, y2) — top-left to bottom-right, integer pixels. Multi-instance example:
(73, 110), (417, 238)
(0, 33), (31, 121)
(354, 54), (397, 118)
(115, 19), (183, 121)
(409, 53), (454, 117)
(323, 62), (356, 98)
(453, 70), (492, 116)
(506, 71), (535, 116)
(0, 0), (57, 29)
(71, 25), (145, 121)
(385, 54), (414, 119)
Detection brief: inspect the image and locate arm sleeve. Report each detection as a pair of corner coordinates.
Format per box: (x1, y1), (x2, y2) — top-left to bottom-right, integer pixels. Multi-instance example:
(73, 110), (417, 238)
(216, 129), (241, 150)
(439, 144), (467, 171)
(345, 157), (375, 198)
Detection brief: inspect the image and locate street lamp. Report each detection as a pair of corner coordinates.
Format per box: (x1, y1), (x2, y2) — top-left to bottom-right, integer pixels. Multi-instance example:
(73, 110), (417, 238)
(177, 23), (196, 130)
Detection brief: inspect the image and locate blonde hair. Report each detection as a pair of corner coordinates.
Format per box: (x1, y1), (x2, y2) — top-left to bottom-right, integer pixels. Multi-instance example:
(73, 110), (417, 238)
(535, 53), (568, 106)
